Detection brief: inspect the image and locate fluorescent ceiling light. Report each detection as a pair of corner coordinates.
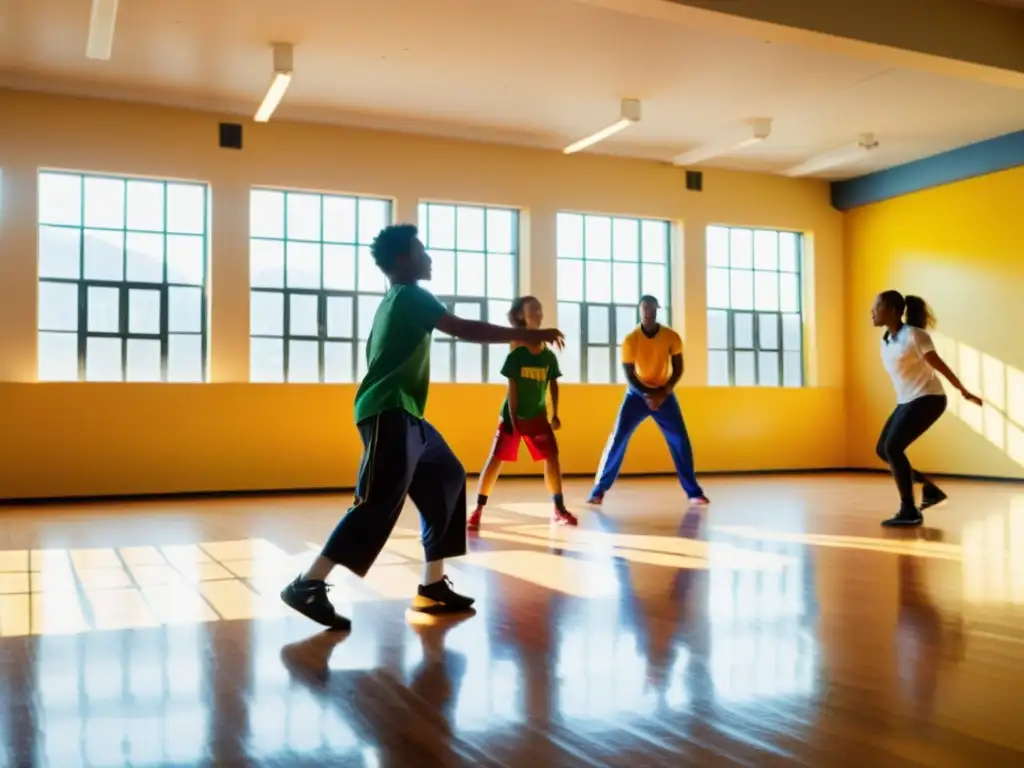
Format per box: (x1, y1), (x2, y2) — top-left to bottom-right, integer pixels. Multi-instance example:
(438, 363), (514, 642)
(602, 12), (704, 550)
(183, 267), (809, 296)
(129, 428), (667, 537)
(564, 99), (641, 155)
(784, 132), (879, 177)
(86, 0), (119, 60)
(672, 118), (772, 166)
(254, 43), (294, 123)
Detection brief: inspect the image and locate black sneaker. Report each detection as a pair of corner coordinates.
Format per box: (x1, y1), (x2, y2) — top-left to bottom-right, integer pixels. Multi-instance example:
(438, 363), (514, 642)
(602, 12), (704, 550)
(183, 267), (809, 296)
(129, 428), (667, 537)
(411, 576), (476, 614)
(920, 485), (948, 511)
(881, 509), (924, 527)
(280, 577), (351, 631)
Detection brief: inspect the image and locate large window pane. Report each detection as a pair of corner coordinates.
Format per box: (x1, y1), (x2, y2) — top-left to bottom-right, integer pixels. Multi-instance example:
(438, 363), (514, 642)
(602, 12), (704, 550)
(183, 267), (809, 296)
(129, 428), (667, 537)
(84, 230), (124, 281)
(707, 225), (803, 387)
(39, 282), (79, 331)
(127, 339), (161, 382)
(288, 340), (319, 383)
(559, 212), (671, 382)
(251, 338), (284, 382)
(166, 184), (206, 235)
(39, 226), (82, 279)
(249, 189), (392, 383)
(168, 334), (203, 382)
(126, 232), (164, 283)
(457, 207), (485, 251)
(587, 347), (612, 384)
(86, 337), (123, 381)
(587, 305), (610, 345)
(87, 286), (119, 333)
(84, 177), (125, 229)
(39, 173), (82, 226)
(456, 251), (486, 296)
(38, 332), (79, 381)
(557, 302), (581, 383)
(324, 342), (354, 383)
(126, 180), (164, 232)
(36, 171), (210, 382)
(251, 291), (284, 336)
(289, 293), (318, 337)
(286, 193), (321, 241)
(584, 261), (612, 303)
(129, 289), (161, 335)
(421, 202), (520, 383)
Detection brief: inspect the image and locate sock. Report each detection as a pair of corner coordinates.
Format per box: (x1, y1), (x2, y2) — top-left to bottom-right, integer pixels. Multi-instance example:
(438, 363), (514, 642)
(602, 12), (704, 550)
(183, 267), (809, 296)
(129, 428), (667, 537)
(552, 493), (565, 511)
(476, 494), (488, 507)
(422, 559), (444, 586)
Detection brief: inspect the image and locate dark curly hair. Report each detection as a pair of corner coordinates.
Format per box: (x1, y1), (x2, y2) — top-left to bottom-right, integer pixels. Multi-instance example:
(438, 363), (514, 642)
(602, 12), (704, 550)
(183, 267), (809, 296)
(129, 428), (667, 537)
(370, 224), (418, 273)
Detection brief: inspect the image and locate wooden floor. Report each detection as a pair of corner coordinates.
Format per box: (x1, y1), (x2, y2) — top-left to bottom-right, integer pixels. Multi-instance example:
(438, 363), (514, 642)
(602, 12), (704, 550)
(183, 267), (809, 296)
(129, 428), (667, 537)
(2, 474), (1024, 767)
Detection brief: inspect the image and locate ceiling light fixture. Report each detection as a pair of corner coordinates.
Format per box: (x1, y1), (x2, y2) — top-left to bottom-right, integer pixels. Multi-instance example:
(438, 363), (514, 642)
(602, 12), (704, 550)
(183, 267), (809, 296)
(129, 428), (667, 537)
(85, 0), (119, 60)
(783, 132), (879, 177)
(563, 99), (641, 155)
(254, 43), (294, 123)
(672, 118), (772, 167)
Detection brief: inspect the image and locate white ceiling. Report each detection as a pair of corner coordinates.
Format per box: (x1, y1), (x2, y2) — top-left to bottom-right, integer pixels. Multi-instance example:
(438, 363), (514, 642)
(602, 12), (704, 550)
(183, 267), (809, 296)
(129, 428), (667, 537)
(3, 0), (1024, 179)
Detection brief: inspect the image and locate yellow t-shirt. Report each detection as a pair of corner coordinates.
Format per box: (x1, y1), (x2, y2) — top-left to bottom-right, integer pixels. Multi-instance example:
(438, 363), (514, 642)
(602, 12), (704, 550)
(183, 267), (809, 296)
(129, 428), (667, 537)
(621, 326), (682, 387)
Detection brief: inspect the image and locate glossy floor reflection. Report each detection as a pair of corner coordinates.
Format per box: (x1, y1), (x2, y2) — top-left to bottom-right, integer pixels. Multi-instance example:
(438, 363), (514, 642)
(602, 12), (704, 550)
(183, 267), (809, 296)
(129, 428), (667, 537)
(2, 474), (1024, 766)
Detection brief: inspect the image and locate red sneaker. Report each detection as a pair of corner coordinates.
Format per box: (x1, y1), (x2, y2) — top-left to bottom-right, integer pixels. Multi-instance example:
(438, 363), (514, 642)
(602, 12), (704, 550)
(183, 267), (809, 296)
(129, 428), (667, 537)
(553, 508), (578, 527)
(688, 495), (710, 506)
(467, 506), (483, 531)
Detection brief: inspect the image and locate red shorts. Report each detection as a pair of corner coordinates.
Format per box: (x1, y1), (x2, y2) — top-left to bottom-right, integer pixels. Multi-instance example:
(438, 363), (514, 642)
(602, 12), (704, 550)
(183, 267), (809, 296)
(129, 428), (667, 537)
(491, 415), (558, 462)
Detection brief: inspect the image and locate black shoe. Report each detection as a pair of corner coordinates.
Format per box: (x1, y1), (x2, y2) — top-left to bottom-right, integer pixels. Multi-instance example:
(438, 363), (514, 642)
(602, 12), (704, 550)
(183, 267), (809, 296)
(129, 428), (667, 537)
(881, 509), (924, 527)
(411, 576), (476, 614)
(280, 577), (351, 631)
(920, 485), (948, 511)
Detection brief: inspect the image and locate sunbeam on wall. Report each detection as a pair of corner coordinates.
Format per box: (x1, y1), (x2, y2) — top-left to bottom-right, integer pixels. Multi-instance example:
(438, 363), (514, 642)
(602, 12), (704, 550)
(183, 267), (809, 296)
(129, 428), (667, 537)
(932, 332), (1024, 468)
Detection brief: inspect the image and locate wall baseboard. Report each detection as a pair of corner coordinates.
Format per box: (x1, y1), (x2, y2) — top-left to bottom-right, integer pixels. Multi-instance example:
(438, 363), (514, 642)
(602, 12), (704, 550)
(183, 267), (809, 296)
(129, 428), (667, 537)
(2, 467), (1021, 506)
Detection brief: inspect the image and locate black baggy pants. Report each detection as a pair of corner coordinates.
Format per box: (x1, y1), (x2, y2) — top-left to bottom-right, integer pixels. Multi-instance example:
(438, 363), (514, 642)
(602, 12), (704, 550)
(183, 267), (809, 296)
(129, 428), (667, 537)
(323, 409), (467, 577)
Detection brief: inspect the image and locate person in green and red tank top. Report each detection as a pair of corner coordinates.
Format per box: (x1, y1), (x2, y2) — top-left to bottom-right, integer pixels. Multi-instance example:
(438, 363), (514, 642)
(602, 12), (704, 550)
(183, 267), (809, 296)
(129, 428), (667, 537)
(468, 296), (578, 530)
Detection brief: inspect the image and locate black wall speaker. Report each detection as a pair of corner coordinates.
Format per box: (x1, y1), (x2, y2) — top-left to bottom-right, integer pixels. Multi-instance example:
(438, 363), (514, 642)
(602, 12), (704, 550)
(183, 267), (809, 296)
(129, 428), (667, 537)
(219, 123), (243, 150)
(685, 170), (703, 192)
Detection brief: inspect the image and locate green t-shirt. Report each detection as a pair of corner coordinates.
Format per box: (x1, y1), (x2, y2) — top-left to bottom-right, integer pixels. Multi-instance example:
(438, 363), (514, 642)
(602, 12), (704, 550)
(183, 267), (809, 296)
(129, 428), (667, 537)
(353, 283), (446, 424)
(500, 345), (561, 425)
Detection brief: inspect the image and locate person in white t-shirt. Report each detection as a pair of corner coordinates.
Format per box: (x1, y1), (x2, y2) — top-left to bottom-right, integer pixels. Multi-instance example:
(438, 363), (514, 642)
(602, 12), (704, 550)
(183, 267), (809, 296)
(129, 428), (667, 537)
(872, 290), (982, 527)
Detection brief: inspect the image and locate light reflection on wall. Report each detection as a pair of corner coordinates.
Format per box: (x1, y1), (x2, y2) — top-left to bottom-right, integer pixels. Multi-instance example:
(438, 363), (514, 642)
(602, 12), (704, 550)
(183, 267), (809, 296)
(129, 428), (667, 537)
(932, 333), (1024, 467)
(961, 496), (1024, 605)
(708, 538), (816, 703)
(36, 627), (207, 766)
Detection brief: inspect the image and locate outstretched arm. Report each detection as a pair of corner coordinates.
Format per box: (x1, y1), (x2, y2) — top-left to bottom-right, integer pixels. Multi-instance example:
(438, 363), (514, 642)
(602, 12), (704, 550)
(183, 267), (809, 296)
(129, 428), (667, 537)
(924, 350), (982, 405)
(436, 312), (564, 348)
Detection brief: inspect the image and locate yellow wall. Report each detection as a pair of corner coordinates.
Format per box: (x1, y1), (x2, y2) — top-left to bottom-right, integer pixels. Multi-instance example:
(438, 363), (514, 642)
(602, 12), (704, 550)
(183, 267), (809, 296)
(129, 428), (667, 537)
(0, 88), (846, 499)
(844, 166), (1024, 479)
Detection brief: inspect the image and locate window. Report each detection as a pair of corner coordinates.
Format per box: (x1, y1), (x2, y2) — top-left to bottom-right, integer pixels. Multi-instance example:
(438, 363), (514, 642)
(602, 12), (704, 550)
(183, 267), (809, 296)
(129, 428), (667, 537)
(248, 188), (392, 383)
(555, 212), (670, 383)
(706, 225), (803, 387)
(36, 171), (208, 382)
(417, 202), (519, 383)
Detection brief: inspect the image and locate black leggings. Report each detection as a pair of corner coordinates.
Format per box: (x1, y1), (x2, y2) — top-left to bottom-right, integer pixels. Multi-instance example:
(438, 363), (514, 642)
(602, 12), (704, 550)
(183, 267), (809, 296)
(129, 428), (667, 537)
(876, 395), (947, 509)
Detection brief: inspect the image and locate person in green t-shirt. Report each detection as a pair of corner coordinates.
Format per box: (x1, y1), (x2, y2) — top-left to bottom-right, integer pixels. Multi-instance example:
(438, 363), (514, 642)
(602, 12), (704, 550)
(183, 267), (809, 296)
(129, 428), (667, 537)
(281, 225), (564, 631)
(468, 296), (577, 531)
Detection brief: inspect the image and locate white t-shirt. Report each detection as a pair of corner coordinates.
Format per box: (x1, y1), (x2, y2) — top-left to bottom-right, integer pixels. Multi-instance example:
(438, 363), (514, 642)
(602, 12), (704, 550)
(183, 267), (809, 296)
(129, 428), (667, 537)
(880, 325), (945, 404)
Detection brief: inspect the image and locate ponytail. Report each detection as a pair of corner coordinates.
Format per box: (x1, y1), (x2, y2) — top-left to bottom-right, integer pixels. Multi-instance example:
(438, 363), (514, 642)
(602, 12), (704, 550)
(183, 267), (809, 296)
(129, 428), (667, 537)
(903, 295), (934, 329)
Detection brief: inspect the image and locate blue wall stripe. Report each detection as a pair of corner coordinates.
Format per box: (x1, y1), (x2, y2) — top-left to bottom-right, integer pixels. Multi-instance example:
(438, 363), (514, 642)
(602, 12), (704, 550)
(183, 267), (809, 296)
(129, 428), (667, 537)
(830, 129), (1024, 211)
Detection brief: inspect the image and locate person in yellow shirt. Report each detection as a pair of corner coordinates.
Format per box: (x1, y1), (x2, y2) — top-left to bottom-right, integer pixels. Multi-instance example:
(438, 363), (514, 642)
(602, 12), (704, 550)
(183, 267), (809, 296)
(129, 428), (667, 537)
(588, 295), (708, 506)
